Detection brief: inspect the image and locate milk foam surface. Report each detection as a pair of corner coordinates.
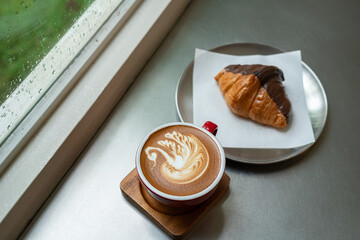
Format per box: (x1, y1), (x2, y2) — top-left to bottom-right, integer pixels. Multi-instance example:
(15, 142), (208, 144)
(145, 131), (209, 184)
(140, 125), (221, 196)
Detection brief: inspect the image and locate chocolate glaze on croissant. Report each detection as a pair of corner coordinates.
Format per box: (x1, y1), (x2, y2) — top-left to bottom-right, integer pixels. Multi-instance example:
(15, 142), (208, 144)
(215, 64), (291, 128)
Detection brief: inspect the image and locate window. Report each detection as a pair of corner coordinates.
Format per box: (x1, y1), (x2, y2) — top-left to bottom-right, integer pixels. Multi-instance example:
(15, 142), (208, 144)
(0, 0), (95, 106)
(0, 0), (139, 172)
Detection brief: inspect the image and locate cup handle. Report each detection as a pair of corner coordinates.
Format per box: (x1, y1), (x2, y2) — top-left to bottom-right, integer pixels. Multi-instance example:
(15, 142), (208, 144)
(202, 121), (218, 136)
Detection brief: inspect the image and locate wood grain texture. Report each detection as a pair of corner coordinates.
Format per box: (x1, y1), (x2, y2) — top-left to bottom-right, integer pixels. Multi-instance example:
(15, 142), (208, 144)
(120, 169), (230, 239)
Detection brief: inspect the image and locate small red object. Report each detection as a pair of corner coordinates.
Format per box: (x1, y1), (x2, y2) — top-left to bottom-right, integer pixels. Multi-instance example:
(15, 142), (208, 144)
(202, 121), (218, 136)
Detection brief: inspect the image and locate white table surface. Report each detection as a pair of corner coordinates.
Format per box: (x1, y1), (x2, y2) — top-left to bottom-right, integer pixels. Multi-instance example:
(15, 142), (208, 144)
(22, 0), (360, 239)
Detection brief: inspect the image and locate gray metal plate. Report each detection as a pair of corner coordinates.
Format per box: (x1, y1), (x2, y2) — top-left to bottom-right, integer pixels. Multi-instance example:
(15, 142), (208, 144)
(175, 43), (328, 164)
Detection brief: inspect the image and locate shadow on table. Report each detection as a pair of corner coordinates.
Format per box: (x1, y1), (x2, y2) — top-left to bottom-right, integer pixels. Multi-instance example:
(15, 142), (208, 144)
(226, 120), (328, 173)
(185, 186), (230, 240)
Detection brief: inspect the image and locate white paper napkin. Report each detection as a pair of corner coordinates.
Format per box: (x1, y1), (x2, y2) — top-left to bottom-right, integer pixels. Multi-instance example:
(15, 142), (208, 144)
(193, 48), (315, 149)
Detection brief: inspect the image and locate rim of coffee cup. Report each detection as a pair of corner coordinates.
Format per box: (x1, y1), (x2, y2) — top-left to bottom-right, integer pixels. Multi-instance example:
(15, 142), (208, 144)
(135, 122), (226, 201)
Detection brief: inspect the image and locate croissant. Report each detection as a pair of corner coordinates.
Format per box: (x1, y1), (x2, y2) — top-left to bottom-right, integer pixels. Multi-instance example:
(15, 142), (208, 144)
(214, 64), (291, 128)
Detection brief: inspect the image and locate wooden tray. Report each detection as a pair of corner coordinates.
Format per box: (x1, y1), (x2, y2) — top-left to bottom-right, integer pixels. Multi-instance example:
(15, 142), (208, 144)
(120, 169), (230, 239)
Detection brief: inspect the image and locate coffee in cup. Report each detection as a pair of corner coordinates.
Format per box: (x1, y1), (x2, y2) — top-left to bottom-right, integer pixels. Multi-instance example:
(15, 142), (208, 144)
(136, 122), (225, 210)
(140, 124), (222, 196)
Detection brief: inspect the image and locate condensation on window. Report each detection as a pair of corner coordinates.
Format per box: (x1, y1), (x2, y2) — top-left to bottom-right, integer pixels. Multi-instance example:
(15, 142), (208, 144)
(0, 0), (94, 106)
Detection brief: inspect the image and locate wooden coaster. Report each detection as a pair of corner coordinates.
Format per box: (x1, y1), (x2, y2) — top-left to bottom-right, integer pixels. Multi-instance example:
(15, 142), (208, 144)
(120, 169), (230, 239)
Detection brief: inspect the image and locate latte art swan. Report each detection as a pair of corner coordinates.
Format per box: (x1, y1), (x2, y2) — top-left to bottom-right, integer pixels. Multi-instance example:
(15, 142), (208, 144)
(145, 131), (210, 184)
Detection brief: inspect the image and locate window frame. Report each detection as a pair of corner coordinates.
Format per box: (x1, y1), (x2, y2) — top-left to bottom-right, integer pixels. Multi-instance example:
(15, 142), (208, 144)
(0, 1), (191, 239)
(0, 0), (140, 173)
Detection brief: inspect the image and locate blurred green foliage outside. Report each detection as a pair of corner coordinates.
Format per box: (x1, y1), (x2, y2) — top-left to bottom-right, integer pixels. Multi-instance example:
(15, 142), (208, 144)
(0, 0), (94, 105)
